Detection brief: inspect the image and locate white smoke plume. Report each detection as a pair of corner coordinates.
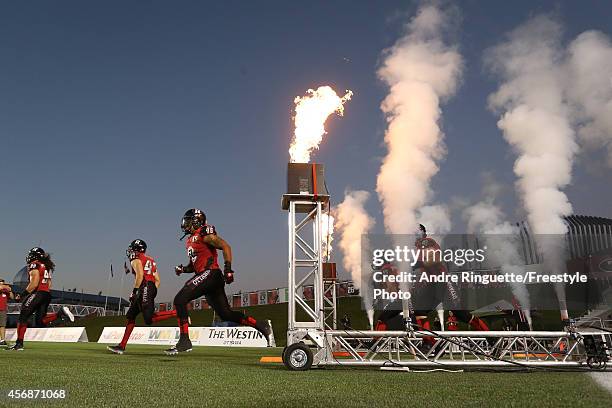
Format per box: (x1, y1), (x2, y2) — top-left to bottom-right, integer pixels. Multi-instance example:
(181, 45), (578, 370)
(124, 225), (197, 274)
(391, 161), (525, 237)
(464, 175), (532, 328)
(335, 190), (376, 328)
(486, 15), (577, 319)
(320, 213), (334, 261)
(419, 205), (452, 233)
(376, 3), (463, 235)
(566, 31), (612, 167)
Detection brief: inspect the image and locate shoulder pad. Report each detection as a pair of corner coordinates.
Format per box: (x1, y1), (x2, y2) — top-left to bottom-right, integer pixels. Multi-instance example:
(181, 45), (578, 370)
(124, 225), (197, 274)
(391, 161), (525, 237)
(28, 262), (39, 270)
(199, 225), (217, 237)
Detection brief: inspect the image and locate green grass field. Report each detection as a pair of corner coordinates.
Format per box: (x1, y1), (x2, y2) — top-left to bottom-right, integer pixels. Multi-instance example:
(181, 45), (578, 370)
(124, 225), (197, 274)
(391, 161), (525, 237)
(1, 342), (610, 408)
(4, 298), (608, 407)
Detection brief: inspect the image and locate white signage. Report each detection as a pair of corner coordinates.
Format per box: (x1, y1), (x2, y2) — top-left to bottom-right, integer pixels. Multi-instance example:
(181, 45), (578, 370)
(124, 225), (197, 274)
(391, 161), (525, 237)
(97, 324), (275, 348)
(5, 327), (88, 343)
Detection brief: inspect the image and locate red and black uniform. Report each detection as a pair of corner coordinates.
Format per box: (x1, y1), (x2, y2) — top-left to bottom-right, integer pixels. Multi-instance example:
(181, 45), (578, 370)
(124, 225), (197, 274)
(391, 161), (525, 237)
(173, 225), (255, 334)
(0, 286), (9, 330)
(500, 298), (530, 331)
(16, 261), (65, 343)
(374, 236), (489, 338)
(0, 288), (9, 313)
(18, 261), (54, 327)
(125, 252), (159, 325)
(116, 250), (178, 350)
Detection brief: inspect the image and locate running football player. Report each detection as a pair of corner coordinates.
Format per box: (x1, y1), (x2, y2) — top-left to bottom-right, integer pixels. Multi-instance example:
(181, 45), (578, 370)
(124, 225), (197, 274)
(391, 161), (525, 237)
(0, 279), (14, 346)
(373, 225), (489, 341)
(166, 208), (272, 355)
(107, 239), (178, 354)
(8, 248), (74, 351)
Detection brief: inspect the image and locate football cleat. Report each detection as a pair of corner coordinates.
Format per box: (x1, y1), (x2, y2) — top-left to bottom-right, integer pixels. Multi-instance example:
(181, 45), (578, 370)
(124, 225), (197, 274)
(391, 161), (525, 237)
(255, 320), (273, 347)
(164, 337), (192, 355)
(0, 340), (7, 347)
(59, 306), (75, 323)
(7, 342), (24, 351)
(107, 345), (125, 355)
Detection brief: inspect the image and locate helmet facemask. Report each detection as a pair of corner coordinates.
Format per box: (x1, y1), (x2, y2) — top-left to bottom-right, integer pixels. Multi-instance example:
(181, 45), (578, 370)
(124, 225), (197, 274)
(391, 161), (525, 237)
(26, 247), (46, 264)
(127, 239), (147, 258)
(180, 209), (206, 237)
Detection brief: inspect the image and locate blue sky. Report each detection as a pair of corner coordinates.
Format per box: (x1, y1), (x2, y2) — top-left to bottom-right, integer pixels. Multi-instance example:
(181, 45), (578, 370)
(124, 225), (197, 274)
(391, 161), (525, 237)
(1, 1), (610, 301)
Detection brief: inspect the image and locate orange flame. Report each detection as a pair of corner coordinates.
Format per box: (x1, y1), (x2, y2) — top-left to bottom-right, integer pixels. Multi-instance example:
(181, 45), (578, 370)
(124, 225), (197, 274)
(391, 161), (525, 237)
(289, 86), (353, 163)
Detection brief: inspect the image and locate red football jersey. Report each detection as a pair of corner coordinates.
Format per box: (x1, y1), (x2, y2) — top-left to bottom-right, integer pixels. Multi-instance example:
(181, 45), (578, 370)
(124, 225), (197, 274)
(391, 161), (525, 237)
(185, 225), (219, 272)
(0, 288), (9, 311)
(28, 261), (51, 292)
(129, 252), (157, 283)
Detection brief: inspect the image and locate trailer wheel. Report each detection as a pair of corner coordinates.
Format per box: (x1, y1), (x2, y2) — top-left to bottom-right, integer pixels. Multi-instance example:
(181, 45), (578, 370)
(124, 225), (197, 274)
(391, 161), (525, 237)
(283, 343), (313, 371)
(280, 346), (288, 366)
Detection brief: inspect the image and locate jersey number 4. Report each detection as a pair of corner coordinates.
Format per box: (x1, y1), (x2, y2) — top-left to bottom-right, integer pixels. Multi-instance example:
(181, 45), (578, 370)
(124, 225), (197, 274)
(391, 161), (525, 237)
(187, 247), (197, 264)
(144, 260), (153, 275)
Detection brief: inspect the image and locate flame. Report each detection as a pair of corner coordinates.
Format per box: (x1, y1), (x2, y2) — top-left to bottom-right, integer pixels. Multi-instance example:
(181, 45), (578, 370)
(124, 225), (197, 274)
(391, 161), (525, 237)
(321, 213), (334, 260)
(289, 86), (353, 163)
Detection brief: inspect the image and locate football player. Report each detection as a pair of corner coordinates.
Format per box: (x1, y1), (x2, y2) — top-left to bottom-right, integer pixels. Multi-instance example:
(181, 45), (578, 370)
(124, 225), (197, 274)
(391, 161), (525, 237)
(373, 225), (489, 347)
(8, 248), (74, 351)
(107, 239), (178, 354)
(0, 279), (14, 346)
(166, 208), (272, 355)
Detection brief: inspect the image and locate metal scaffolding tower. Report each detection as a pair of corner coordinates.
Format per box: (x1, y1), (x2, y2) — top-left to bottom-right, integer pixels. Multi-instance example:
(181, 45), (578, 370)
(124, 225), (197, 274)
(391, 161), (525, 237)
(283, 194), (331, 346)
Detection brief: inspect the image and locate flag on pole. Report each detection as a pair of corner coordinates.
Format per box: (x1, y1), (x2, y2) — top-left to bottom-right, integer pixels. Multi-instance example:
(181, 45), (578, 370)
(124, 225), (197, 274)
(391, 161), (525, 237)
(110, 264), (114, 278)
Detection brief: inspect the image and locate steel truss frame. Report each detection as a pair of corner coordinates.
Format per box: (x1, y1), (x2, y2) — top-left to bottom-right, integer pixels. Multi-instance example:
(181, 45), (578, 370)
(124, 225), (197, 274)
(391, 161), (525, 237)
(289, 329), (611, 369)
(286, 196), (330, 346)
(8, 303), (105, 317)
(283, 194), (611, 370)
(322, 279), (337, 330)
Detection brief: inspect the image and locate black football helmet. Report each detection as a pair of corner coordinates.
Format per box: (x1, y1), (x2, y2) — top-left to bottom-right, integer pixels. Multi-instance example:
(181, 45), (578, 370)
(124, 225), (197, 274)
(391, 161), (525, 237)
(418, 224), (427, 238)
(181, 208), (206, 235)
(26, 247), (46, 264)
(126, 239), (147, 258)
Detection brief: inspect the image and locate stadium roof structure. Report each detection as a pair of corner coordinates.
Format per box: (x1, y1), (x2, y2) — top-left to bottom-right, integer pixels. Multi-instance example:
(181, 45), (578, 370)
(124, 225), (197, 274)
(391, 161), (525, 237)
(12, 266), (29, 286)
(565, 214), (612, 226)
(10, 265), (127, 307)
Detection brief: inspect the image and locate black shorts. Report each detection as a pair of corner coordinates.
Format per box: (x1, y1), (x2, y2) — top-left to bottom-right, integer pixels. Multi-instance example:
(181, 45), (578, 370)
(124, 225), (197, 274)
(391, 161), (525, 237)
(174, 269), (245, 324)
(19, 291), (51, 326)
(126, 281), (157, 323)
(183, 269), (225, 298)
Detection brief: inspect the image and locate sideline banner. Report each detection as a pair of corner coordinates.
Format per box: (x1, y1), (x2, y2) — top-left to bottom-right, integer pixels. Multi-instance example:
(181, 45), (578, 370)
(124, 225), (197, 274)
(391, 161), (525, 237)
(5, 327), (88, 343)
(97, 324), (275, 347)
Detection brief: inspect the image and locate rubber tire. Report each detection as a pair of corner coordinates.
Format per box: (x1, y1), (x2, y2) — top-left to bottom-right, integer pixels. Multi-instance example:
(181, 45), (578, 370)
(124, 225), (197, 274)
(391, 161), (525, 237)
(283, 343), (313, 371)
(281, 346), (288, 365)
